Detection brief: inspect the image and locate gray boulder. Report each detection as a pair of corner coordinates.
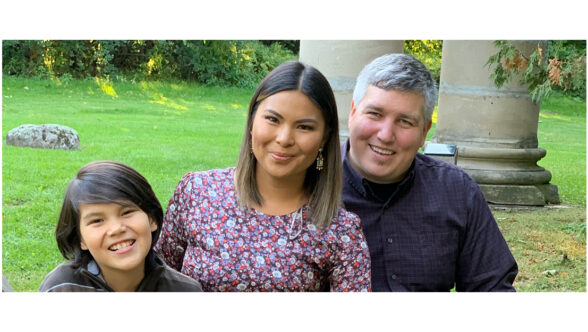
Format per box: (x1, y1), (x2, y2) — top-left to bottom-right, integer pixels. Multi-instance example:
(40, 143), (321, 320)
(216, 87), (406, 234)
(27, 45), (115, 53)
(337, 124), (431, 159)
(6, 124), (81, 150)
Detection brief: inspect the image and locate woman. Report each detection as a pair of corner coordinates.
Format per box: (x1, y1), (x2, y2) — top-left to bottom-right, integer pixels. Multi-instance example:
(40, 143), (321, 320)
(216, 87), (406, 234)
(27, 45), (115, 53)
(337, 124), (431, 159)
(155, 61), (371, 291)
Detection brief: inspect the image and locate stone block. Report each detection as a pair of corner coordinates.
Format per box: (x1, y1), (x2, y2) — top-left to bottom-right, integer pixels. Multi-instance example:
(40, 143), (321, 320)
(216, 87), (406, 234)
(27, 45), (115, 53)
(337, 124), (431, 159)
(479, 184), (548, 206)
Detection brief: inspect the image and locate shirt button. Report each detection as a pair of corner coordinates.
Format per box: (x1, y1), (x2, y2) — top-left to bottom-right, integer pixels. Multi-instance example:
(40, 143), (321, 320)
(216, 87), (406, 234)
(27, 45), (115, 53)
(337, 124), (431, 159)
(391, 274), (398, 280)
(387, 237), (393, 244)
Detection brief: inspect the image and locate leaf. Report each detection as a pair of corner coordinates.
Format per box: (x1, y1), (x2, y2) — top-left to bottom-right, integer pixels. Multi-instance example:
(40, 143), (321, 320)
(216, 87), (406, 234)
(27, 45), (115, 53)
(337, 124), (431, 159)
(548, 58), (562, 85)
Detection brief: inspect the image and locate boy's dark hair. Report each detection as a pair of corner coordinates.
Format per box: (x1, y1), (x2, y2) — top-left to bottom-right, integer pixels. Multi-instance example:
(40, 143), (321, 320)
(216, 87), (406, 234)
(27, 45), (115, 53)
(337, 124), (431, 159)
(55, 161), (163, 267)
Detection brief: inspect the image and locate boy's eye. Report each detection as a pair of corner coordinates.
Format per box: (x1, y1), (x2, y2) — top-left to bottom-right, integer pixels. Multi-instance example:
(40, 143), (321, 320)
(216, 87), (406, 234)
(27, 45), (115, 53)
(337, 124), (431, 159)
(87, 218), (103, 225)
(122, 209), (137, 216)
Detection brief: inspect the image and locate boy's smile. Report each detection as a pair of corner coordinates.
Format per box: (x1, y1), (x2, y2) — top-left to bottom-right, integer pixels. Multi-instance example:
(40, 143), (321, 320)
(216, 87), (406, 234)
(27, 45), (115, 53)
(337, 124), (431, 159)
(79, 202), (157, 289)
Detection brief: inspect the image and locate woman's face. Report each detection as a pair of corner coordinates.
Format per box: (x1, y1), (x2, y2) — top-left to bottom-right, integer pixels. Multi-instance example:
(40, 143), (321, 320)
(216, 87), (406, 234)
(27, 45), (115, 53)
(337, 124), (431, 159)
(251, 90), (326, 185)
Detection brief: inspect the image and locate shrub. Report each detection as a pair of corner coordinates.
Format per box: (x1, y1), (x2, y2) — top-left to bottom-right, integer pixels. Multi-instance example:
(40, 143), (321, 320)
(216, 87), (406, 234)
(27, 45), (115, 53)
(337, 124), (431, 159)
(2, 40), (296, 88)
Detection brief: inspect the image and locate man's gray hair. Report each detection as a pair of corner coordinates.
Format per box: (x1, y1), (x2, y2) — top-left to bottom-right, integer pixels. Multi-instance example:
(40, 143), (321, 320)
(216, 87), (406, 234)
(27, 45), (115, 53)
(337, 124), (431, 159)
(352, 53), (438, 123)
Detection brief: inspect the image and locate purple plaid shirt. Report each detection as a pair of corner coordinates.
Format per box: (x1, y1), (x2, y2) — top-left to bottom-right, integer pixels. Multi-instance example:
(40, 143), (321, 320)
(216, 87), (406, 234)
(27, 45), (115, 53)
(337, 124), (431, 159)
(342, 141), (518, 291)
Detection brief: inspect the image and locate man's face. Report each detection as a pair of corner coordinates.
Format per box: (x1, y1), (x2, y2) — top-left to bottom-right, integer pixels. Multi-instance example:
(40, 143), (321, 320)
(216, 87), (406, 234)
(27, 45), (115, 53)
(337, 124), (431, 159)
(348, 86), (432, 184)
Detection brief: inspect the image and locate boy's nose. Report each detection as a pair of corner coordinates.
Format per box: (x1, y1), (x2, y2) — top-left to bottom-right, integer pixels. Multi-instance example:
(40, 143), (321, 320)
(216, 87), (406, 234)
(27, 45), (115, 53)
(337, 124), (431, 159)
(106, 218), (126, 236)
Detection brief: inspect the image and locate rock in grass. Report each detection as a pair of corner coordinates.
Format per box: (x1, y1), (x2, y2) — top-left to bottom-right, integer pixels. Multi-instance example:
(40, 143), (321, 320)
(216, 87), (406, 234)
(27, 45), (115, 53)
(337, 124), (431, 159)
(6, 124), (81, 150)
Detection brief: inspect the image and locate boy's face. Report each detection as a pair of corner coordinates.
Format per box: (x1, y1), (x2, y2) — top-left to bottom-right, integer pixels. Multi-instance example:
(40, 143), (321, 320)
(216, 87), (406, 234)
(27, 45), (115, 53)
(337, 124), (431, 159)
(79, 201), (157, 285)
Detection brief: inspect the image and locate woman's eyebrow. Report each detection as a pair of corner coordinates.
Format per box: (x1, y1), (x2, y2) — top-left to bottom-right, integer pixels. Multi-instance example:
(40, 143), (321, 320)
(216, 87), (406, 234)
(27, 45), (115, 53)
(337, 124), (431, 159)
(264, 109), (283, 119)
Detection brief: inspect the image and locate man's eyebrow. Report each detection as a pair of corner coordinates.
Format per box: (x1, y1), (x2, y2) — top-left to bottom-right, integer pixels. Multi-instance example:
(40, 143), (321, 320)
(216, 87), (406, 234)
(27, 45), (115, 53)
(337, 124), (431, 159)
(398, 113), (420, 122)
(362, 104), (385, 112)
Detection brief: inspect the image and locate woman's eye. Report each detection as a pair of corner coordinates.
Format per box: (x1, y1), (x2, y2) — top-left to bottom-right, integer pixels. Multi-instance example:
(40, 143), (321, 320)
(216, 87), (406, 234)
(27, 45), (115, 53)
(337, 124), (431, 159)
(264, 115), (279, 123)
(298, 124), (314, 131)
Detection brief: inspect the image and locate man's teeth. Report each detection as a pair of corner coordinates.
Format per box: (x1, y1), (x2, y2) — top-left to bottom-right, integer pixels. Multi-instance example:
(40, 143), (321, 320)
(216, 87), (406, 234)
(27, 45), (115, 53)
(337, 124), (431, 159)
(109, 240), (134, 251)
(371, 145), (393, 155)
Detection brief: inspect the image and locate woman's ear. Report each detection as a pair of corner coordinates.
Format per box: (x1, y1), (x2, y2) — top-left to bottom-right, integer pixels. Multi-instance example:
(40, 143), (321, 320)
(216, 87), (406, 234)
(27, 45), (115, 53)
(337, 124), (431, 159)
(80, 238), (88, 250)
(149, 217), (158, 232)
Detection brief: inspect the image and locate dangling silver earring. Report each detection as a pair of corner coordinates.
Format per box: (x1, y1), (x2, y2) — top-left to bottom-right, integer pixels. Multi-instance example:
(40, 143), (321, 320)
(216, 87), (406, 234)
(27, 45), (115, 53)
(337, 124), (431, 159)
(316, 148), (324, 171)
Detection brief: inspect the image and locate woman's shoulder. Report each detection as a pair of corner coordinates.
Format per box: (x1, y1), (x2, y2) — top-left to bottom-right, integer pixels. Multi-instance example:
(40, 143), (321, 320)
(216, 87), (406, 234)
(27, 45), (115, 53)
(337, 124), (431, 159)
(180, 167), (235, 187)
(328, 207), (362, 231)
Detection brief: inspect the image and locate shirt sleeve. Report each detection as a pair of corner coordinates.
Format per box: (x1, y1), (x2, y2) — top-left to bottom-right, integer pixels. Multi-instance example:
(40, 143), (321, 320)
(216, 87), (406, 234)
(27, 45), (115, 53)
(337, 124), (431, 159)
(456, 175), (518, 291)
(328, 211), (372, 292)
(154, 173), (193, 272)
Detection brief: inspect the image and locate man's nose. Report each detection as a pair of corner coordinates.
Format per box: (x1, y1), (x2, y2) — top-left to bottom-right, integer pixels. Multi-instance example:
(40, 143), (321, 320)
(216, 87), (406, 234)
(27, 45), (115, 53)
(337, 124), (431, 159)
(376, 121), (395, 144)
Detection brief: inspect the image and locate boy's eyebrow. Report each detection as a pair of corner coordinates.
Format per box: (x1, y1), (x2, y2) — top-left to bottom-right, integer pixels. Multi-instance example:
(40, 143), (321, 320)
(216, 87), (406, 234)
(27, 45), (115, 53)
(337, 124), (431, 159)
(80, 212), (103, 221)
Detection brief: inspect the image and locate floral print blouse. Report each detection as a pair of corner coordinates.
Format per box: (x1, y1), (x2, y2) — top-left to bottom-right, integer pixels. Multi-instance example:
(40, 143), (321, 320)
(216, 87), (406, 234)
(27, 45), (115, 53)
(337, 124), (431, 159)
(154, 168), (371, 292)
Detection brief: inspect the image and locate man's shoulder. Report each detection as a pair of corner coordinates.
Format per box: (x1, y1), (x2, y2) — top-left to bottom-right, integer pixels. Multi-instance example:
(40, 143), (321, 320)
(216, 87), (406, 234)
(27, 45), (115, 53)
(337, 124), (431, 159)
(415, 153), (470, 179)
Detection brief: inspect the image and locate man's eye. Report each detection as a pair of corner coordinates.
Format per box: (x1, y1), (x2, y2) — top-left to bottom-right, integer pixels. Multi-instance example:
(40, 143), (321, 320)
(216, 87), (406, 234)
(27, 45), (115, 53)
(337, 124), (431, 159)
(400, 119), (414, 126)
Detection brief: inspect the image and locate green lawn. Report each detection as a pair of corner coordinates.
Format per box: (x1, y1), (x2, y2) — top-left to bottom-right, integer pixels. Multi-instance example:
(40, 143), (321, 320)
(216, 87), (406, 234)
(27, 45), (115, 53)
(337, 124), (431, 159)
(2, 77), (586, 292)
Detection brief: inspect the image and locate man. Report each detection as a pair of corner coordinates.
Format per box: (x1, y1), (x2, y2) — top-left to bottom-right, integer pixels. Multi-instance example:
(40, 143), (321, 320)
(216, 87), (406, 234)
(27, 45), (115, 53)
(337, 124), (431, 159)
(342, 53), (518, 291)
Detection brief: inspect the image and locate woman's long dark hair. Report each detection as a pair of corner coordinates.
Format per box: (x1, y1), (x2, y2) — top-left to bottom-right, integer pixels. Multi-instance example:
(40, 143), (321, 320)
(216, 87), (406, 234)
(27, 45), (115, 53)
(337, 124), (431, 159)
(234, 61), (342, 229)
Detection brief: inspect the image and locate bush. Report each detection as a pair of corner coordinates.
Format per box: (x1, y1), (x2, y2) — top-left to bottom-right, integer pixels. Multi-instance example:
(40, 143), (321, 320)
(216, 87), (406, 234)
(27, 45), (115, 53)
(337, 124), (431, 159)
(2, 40), (297, 88)
(404, 40), (442, 84)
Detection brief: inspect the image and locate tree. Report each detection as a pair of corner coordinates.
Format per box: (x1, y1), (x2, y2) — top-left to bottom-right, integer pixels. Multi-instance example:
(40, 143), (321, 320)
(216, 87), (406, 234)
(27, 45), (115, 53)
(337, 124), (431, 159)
(486, 40), (586, 102)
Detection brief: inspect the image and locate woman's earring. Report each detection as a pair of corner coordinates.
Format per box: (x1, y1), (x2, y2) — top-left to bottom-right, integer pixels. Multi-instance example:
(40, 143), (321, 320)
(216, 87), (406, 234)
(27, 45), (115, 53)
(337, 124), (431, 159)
(316, 148), (324, 171)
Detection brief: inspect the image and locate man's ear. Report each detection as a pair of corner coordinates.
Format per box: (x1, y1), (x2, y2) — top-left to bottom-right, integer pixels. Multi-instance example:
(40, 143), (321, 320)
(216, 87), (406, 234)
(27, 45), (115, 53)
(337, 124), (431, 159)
(420, 120), (433, 147)
(348, 100), (357, 128)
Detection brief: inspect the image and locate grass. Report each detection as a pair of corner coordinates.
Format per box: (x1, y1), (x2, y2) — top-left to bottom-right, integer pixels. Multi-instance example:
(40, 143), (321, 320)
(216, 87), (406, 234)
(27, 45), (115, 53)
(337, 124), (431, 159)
(2, 77), (586, 292)
(2, 77), (253, 291)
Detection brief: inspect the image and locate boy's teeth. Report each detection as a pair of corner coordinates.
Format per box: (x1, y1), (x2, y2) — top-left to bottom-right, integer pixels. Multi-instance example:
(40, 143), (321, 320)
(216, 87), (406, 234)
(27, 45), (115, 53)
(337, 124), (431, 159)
(371, 145), (393, 155)
(109, 240), (133, 251)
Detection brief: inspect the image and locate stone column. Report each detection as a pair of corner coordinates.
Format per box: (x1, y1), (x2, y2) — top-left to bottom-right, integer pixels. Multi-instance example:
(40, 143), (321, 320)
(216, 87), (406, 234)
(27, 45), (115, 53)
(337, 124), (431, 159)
(299, 40), (404, 142)
(431, 40), (559, 205)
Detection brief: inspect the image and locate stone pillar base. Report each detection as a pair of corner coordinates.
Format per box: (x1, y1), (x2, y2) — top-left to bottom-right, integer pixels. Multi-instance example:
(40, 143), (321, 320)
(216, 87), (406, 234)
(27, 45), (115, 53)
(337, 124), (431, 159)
(479, 184), (560, 206)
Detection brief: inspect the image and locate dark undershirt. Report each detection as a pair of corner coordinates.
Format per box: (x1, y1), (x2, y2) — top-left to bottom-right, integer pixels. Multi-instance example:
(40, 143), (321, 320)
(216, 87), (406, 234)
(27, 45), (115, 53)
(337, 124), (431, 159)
(364, 179), (399, 203)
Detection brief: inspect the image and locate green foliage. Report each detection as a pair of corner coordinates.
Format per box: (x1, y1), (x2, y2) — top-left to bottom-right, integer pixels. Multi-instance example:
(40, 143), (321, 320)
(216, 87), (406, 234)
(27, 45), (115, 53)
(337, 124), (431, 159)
(2, 40), (297, 88)
(486, 40), (586, 102)
(404, 40), (442, 83)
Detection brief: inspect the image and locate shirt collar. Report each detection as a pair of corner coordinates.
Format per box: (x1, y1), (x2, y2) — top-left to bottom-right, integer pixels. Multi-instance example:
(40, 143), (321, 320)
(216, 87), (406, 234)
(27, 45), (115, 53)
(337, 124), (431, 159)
(342, 139), (417, 200)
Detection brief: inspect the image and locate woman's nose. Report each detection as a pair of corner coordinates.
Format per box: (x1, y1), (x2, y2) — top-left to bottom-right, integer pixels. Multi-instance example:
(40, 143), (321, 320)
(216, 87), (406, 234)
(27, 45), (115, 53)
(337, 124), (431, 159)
(276, 126), (294, 146)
